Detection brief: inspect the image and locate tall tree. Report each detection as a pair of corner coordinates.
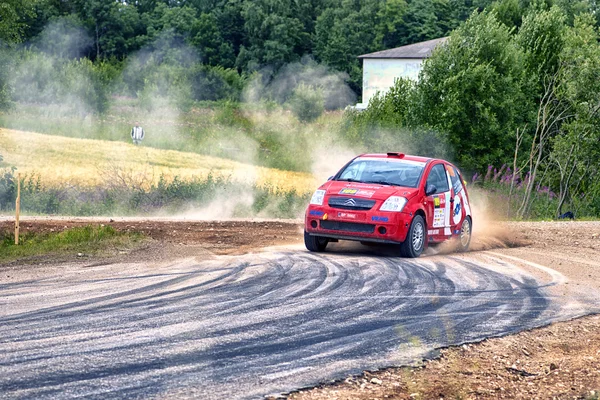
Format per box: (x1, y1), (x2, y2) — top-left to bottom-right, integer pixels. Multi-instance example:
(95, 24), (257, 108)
(516, 5), (566, 94)
(315, 0), (380, 93)
(190, 12), (235, 67)
(0, 0), (35, 44)
(400, 0), (445, 45)
(374, 0), (409, 49)
(550, 13), (600, 216)
(415, 10), (527, 171)
(237, 0), (309, 70)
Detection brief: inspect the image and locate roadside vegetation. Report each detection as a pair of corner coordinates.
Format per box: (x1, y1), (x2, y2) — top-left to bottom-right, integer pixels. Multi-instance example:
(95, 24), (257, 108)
(346, 3), (600, 219)
(0, 225), (144, 263)
(0, 146), (310, 217)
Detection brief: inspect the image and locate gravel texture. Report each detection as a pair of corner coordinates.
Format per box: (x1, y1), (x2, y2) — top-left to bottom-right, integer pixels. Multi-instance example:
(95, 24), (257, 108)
(1, 218), (599, 399)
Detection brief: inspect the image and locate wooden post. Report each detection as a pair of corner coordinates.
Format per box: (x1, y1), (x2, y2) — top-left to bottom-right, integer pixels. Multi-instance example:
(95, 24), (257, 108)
(15, 174), (20, 245)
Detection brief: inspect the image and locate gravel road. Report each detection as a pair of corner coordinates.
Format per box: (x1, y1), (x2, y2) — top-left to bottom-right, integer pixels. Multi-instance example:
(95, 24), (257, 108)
(2, 239), (599, 399)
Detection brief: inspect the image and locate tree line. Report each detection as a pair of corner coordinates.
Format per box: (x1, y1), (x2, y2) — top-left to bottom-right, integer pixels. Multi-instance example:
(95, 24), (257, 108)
(1, 0), (598, 100)
(1, 0), (503, 94)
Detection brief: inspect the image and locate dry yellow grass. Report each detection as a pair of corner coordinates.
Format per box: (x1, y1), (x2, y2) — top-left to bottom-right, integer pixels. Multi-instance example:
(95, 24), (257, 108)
(0, 128), (317, 194)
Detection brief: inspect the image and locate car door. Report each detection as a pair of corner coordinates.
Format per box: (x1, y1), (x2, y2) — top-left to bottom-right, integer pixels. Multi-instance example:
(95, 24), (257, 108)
(424, 163), (452, 239)
(446, 164), (471, 234)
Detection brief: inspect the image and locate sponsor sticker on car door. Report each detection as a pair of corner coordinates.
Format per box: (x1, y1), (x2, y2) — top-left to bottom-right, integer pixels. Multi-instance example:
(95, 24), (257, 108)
(432, 194), (449, 228)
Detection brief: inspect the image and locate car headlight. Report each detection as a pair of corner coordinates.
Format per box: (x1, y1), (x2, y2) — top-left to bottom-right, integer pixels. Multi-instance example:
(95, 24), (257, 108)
(310, 189), (326, 205)
(380, 196), (407, 212)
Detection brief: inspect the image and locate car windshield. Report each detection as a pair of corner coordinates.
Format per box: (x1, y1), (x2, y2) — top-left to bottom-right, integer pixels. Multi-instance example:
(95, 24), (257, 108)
(335, 157), (425, 188)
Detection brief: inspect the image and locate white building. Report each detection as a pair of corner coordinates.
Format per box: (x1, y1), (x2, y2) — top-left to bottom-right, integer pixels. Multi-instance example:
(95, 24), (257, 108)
(356, 37), (448, 108)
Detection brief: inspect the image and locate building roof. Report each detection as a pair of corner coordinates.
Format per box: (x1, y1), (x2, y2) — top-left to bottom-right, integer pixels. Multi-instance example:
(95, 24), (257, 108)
(358, 37), (449, 60)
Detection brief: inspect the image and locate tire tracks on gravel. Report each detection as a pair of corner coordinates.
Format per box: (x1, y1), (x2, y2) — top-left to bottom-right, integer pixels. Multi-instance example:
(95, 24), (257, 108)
(1, 250), (599, 399)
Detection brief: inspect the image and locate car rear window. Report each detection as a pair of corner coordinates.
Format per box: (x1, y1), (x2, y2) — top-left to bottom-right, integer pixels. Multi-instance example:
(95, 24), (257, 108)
(336, 158), (425, 188)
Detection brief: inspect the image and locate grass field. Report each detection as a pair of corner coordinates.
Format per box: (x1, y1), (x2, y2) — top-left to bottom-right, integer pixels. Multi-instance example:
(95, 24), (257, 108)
(0, 225), (144, 263)
(0, 128), (317, 194)
(0, 102), (348, 174)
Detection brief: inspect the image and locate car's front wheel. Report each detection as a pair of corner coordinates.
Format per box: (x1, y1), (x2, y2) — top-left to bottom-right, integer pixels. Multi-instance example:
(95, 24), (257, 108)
(304, 230), (328, 252)
(400, 215), (425, 258)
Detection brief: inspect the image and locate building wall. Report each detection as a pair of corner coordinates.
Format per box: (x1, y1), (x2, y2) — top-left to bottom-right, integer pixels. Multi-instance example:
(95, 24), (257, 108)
(360, 58), (423, 107)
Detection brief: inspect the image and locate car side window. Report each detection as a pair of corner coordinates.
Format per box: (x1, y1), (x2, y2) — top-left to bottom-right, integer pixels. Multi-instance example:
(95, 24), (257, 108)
(446, 165), (463, 194)
(426, 164), (450, 194)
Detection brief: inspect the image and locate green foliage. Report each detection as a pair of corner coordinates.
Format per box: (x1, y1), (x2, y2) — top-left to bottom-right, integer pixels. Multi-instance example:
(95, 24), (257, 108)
(341, 3), (600, 218)
(0, 0), (35, 44)
(10, 51), (112, 114)
(548, 13), (600, 217)
(0, 225), (144, 262)
(0, 171), (309, 219)
(342, 77), (453, 159)
(188, 64), (245, 102)
(491, 0), (525, 27)
(416, 10), (527, 172)
(375, 0), (409, 49)
(0, 47), (14, 111)
(288, 83), (324, 123)
(251, 186), (309, 218)
(314, 1), (381, 93)
(190, 13), (235, 67)
(237, 0), (310, 70)
(474, 165), (560, 220)
(402, 0), (446, 44)
(355, 78), (415, 129)
(213, 101), (253, 129)
(0, 167), (16, 211)
(517, 6), (566, 93)
(0, 0), (497, 106)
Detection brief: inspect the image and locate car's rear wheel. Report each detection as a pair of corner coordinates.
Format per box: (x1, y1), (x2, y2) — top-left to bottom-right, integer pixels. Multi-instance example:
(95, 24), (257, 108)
(457, 216), (472, 252)
(400, 215), (425, 258)
(304, 230), (328, 252)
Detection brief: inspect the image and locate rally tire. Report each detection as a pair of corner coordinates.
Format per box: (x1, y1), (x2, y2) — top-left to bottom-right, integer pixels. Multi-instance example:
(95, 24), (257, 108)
(304, 231), (328, 252)
(457, 216), (472, 252)
(400, 215), (426, 258)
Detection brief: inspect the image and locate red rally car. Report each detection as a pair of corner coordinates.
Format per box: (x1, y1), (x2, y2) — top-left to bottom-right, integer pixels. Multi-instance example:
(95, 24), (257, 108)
(304, 153), (473, 258)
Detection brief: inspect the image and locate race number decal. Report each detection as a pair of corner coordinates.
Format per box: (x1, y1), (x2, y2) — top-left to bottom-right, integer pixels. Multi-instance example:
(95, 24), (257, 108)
(452, 195), (462, 225)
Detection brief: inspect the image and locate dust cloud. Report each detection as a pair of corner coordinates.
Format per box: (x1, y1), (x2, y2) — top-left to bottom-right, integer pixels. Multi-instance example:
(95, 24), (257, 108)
(426, 186), (521, 256)
(11, 18), (97, 117)
(466, 187), (523, 250)
(243, 56), (356, 110)
(163, 189), (255, 221)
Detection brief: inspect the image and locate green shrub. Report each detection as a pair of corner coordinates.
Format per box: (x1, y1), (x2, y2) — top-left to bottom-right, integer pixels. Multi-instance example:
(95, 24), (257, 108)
(0, 171), (309, 219)
(0, 225), (144, 262)
(0, 167), (16, 210)
(188, 64), (245, 102)
(10, 52), (111, 114)
(213, 101), (253, 130)
(288, 83), (324, 122)
(0, 48), (13, 111)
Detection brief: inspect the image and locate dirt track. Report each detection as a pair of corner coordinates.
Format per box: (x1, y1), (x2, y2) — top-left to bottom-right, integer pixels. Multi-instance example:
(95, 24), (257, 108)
(1, 218), (600, 399)
(0, 215), (530, 259)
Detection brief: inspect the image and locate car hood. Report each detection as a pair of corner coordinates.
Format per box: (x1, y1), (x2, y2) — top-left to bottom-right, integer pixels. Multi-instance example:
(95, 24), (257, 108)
(322, 180), (419, 201)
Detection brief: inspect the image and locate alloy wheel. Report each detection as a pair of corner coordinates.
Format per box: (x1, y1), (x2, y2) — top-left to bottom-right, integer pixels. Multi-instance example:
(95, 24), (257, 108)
(412, 221), (424, 251)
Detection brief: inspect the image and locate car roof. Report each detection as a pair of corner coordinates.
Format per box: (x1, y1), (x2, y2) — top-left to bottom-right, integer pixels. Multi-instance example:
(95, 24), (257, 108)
(358, 153), (436, 164)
